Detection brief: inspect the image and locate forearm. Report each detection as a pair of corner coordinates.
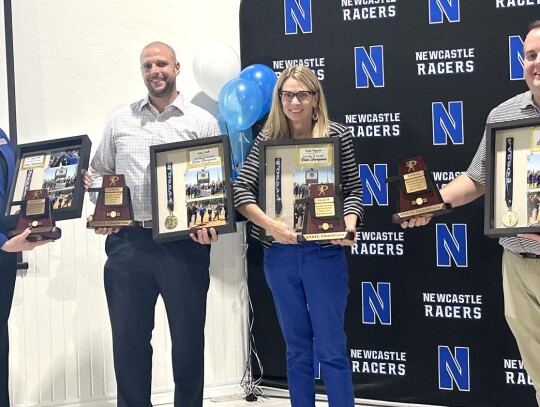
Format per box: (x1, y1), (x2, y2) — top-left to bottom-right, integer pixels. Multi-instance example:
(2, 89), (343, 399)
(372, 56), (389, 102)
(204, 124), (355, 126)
(340, 129), (364, 225)
(238, 202), (298, 244)
(344, 213), (358, 230)
(237, 203), (278, 231)
(88, 130), (116, 204)
(440, 173), (485, 208)
(89, 121), (116, 181)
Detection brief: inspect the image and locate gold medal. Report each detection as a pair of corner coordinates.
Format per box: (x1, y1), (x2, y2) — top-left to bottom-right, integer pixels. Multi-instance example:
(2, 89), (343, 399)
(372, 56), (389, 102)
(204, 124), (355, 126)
(502, 210), (518, 227)
(110, 210), (117, 218)
(322, 222), (330, 231)
(31, 220), (39, 227)
(165, 214), (178, 230)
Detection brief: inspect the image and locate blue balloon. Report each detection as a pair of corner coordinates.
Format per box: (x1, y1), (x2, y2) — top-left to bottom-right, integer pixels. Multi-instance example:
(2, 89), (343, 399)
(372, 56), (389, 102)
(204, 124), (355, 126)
(240, 64), (277, 119)
(214, 113), (228, 134)
(228, 127), (253, 178)
(218, 78), (263, 131)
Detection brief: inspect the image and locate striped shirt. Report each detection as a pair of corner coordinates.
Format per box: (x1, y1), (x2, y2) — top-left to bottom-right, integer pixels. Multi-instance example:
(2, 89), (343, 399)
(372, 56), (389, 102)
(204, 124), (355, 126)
(233, 121), (364, 247)
(89, 92), (220, 221)
(467, 90), (540, 254)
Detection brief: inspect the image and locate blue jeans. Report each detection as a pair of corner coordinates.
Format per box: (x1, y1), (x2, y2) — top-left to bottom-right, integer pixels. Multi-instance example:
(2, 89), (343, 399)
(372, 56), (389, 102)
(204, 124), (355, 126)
(264, 243), (354, 407)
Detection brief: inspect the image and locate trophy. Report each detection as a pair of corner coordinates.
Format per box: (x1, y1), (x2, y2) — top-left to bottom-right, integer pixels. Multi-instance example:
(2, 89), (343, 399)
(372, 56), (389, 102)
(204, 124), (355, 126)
(9, 189), (62, 241)
(386, 156), (452, 223)
(87, 174), (136, 228)
(296, 183), (355, 242)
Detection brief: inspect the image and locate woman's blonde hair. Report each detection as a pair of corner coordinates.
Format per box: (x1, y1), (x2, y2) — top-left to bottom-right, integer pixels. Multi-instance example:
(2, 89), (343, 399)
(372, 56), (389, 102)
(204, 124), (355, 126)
(262, 65), (330, 140)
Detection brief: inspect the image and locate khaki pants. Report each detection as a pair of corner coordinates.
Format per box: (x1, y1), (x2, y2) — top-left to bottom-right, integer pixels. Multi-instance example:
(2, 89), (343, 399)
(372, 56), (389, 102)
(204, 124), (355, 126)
(503, 250), (540, 406)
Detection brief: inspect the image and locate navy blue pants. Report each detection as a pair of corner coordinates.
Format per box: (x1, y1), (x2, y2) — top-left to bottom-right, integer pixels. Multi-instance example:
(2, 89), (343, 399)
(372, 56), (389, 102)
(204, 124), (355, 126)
(263, 243), (354, 407)
(104, 228), (210, 407)
(0, 250), (16, 407)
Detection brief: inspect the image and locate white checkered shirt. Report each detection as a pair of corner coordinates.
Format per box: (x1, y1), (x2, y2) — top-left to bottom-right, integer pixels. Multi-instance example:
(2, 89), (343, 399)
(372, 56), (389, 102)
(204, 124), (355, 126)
(89, 92), (220, 221)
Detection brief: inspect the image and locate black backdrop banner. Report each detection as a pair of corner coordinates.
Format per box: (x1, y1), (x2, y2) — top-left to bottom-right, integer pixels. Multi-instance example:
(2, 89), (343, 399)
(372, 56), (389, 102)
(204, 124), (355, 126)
(239, 1), (538, 406)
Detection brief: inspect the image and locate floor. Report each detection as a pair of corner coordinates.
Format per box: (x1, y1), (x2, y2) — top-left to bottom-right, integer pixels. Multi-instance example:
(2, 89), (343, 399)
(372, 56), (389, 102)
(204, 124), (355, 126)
(155, 386), (441, 407)
(156, 387), (324, 407)
(201, 394), (430, 407)
(203, 394), (330, 407)
(201, 398), (426, 407)
(158, 387), (438, 407)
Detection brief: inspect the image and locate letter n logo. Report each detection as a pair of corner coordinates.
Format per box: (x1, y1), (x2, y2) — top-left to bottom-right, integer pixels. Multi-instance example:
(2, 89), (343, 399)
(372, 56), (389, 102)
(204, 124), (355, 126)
(362, 282), (391, 325)
(284, 0), (312, 35)
(359, 163), (388, 206)
(509, 35), (524, 81)
(439, 346), (470, 391)
(354, 46), (385, 88)
(436, 223), (468, 267)
(432, 101), (464, 145)
(429, 0), (460, 24)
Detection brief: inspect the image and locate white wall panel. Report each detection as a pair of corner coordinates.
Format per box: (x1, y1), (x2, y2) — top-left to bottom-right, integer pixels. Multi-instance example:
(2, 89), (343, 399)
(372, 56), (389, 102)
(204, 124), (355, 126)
(3, 1), (247, 405)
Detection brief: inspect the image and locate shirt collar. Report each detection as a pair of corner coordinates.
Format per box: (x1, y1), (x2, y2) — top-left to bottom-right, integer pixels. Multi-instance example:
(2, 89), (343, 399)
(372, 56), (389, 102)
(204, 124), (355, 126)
(139, 92), (187, 114)
(520, 90), (538, 111)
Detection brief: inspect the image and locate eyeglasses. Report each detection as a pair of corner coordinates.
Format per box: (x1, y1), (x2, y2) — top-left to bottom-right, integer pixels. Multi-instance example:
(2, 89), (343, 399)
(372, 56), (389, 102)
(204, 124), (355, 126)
(278, 91), (316, 103)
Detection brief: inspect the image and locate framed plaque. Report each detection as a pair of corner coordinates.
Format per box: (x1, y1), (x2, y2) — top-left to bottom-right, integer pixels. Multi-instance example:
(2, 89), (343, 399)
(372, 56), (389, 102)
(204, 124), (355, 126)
(259, 137), (352, 242)
(149, 135), (236, 243)
(4, 135), (91, 229)
(485, 117), (540, 237)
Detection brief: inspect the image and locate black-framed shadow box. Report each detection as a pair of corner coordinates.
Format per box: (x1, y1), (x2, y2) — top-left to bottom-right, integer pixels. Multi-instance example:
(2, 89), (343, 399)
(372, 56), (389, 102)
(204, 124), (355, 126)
(4, 134), (91, 228)
(149, 135), (236, 243)
(485, 117), (540, 237)
(259, 137), (351, 242)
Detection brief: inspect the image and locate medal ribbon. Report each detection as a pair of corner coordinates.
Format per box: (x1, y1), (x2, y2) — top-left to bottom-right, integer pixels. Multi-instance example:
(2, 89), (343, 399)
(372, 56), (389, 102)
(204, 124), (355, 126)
(275, 158), (282, 216)
(166, 162), (174, 212)
(22, 169), (33, 199)
(505, 137), (513, 210)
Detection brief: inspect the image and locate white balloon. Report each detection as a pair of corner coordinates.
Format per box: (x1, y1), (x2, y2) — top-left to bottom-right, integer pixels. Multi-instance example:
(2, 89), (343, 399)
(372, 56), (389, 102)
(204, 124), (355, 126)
(193, 41), (241, 101)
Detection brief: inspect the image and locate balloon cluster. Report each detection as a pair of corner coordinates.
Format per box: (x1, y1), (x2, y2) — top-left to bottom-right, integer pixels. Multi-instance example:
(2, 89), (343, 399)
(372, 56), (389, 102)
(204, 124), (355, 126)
(193, 42), (277, 175)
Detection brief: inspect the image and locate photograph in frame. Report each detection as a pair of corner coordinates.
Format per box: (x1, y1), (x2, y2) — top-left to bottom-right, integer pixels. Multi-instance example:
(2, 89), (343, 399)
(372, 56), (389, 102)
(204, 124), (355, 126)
(485, 117), (540, 237)
(292, 166), (335, 232)
(4, 134), (91, 228)
(259, 137), (346, 242)
(150, 135), (236, 243)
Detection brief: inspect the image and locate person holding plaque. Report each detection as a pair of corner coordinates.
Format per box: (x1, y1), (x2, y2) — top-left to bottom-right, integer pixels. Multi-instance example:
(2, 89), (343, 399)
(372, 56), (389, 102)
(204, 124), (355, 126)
(0, 128), (54, 406)
(234, 66), (363, 406)
(403, 22), (540, 406)
(85, 42), (220, 407)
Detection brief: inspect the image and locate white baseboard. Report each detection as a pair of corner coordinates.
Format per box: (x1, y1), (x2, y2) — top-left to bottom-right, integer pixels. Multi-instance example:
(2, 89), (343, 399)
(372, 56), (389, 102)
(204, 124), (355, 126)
(152, 380), (246, 406)
(19, 380), (245, 407)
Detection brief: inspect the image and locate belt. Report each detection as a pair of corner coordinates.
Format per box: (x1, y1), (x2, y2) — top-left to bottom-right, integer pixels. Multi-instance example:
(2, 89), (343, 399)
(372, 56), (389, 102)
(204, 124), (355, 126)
(132, 220), (153, 229)
(519, 252), (540, 259)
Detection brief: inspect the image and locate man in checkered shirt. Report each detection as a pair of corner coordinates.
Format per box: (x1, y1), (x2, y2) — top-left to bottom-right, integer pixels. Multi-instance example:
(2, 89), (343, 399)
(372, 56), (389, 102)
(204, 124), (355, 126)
(86, 41), (220, 407)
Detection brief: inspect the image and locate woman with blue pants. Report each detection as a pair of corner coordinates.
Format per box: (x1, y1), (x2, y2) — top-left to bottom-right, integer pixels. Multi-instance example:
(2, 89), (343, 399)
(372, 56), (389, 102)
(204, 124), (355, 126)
(234, 66), (363, 406)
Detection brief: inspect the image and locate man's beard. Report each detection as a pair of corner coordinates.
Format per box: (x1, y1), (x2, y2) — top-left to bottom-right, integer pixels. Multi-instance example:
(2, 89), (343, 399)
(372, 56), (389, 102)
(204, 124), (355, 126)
(146, 78), (175, 98)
